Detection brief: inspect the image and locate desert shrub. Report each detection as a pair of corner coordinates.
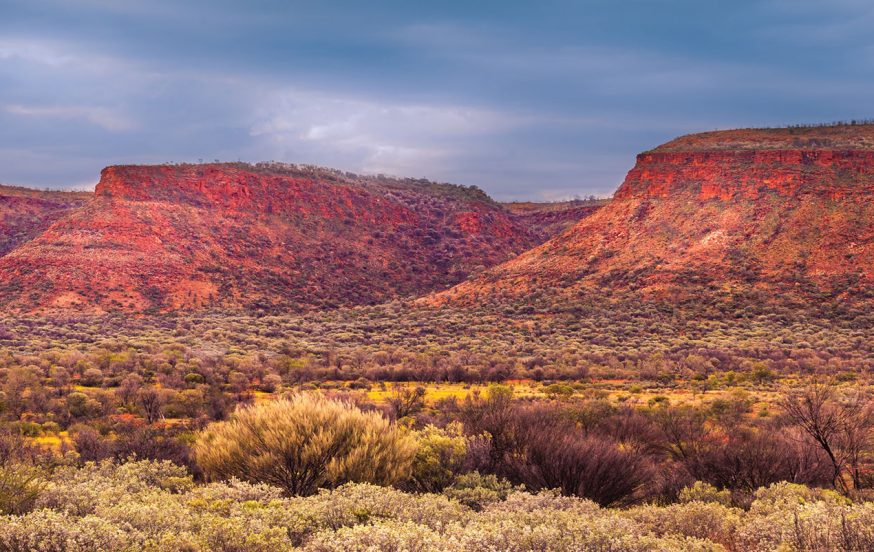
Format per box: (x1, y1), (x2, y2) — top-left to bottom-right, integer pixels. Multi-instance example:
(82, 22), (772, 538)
(79, 367), (104, 387)
(189, 514), (293, 552)
(442, 471), (519, 510)
(386, 385), (426, 420)
(689, 427), (832, 493)
(308, 483), (468, 529)
(735, 482), (856, 551)
(406, 422), (470, 492)
(302, 520), (443, 552)
(505, 407), (651, 506)
(624, 501), (741, 548)
(0, 509), (131, 552)
(3, 455), (874, 551)
(302, 492), (723, 552)
(70, 425), (112, 462)
(185, 478), (285, 506)
(36, 459), (193, 516)
(678, 481), (732, 506)
(194, 394), (416, 495)
(111, 424), (194, 469)
(462, 494), (720, 552)
(211, 483), (469, 546)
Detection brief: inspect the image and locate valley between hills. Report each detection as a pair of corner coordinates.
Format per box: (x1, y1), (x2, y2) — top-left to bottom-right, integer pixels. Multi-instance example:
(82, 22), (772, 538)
(0, 123), (873, 551)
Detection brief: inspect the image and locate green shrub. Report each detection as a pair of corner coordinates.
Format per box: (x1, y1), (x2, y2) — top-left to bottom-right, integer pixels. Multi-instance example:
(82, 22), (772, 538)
(443, 471), (519, 510)
(407, 422), (469, 492)
(0, 509), (130, 552)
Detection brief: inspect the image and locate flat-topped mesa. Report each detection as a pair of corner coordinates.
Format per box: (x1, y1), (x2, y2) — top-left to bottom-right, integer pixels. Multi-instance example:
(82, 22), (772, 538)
(427, 123), (874, 308)
(615, 124), (874, 201)
(98, 164), (347, 206)
(94, 163), (423, 226)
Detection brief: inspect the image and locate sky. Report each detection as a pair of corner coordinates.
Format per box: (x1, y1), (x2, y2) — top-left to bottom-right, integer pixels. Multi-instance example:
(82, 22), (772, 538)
(1, 1), (873, 200)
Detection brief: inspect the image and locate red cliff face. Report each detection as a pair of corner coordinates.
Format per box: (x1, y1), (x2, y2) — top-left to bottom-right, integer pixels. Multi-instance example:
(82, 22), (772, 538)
(616, 150), (874, 201)
(0, 163), (552, 313)
(95, 165), (419, 226)
(431, 125), (874, 306)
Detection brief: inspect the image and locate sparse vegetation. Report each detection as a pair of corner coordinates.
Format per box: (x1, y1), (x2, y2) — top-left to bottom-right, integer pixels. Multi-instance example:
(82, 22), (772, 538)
(0, 124), (872, 548)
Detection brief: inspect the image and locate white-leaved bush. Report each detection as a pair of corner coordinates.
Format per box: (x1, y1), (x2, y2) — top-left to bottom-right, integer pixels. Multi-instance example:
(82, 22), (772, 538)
(2, 462), (874, 551)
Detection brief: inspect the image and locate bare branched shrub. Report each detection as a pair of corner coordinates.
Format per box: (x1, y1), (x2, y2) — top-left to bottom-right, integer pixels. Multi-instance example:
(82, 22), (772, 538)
(782, 383), (874, 493)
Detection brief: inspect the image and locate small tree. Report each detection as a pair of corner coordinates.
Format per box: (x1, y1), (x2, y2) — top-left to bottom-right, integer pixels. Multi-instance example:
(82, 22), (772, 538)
(782, 383), (874, 493)
(194, 394), (416, 495)
(387, 385), (426, 420)
(136, 387), (169, 424)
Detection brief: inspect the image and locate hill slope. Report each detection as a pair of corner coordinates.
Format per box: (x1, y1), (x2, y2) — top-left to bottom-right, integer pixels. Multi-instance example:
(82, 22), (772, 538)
(0, 185), (90, 257)
(502, 199), (608, 240)
(431, 124), (874, 306)
(0, 163), (584, 313)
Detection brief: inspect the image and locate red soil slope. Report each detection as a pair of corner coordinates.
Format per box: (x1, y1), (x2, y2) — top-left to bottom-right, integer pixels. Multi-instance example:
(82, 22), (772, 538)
(431, 124), (874, 306)
(0, 163), (554, 313)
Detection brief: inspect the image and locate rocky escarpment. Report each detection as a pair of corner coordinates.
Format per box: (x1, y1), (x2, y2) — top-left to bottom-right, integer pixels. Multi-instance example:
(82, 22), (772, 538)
(617, 150), (874, 201)
(0, 163), (562, 313)
(431, 124), (874, 306)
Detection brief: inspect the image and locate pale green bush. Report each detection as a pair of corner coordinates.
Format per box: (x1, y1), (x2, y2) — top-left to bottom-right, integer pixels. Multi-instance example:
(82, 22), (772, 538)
(407, 422), (469, 492)
(36, 459), (192, 515)
(4, 459), (874, 552)
(187, 513), (293, 552)
(194, 394), (416, 495)
(184, 479), (285, 515)
(736, 482), (872, 552)
(312, 482), (469, 528)
(454, 513), (722, 551)
(488, 488), (601, 515)
(303, 520), (444, 552)
(678, 481), (732, 506)
(442, 471), (520, 510)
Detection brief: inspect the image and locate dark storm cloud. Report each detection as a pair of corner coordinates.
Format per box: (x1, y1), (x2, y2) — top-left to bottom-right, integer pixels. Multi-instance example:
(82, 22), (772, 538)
(1, 0), (872, 199)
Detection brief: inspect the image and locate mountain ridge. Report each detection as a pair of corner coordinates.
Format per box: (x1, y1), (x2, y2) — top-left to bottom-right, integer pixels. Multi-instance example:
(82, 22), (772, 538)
(0, 163), (598, 313)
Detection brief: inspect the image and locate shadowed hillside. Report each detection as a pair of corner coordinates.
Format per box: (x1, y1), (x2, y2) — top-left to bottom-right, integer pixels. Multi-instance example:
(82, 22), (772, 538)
(0, 185), (90, 257)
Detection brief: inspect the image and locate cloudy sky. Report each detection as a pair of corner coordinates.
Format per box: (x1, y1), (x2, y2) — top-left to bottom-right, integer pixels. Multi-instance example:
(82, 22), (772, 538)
(1, 0), (872, 199)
